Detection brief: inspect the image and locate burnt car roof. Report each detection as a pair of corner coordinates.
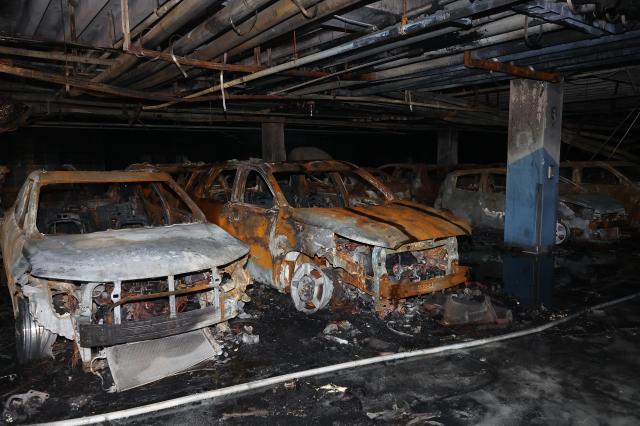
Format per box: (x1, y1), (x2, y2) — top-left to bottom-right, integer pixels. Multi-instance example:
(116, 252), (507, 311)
(30, 170), (178, 184)
(560, 161), (638, 167)
(127, 162), (212, 173)
(223, 159), (357, 173)
(446, 167), (506, 176)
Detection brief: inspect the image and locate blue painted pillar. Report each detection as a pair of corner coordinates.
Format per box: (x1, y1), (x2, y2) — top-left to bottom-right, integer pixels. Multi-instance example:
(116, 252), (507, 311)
(505, 79), (563, 252)
(503, 252), (554, 307)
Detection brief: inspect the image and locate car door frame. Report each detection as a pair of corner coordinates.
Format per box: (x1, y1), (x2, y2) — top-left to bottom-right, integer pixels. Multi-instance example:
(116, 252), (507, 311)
(444, 170), (485, 226)
(225, 165), (284, 287)
(2, 177), (37, 315)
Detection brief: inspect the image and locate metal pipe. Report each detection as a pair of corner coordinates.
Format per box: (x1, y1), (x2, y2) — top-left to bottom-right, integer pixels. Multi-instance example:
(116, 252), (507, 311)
(144, 0), (526, 109)
(0, 46), (114, 66)
(119, 0), (131, 52)
(132, 0), (325, 89)
(355, 29), (640, 95)
(269, 55), (402, 94)
(332, 14), (377, 30)
(114, 0), (274, 85)
(229, 0), (373, 61)
(0, 62), (173, 101)
(92, 0), (219, 83)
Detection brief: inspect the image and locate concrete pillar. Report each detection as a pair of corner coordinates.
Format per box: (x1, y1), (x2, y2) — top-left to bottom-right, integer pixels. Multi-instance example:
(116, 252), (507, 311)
(505, 79), (563, 252)
(261, 122), (286, 162)
(437, 128), (458, 165)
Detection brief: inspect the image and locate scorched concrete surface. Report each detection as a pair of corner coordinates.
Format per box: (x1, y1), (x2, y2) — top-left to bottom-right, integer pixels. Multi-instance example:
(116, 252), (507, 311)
(1, 234), (639, 424)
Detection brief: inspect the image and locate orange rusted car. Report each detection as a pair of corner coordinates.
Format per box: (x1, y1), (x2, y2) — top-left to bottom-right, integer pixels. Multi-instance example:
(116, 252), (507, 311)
(187, 159), (471, 314)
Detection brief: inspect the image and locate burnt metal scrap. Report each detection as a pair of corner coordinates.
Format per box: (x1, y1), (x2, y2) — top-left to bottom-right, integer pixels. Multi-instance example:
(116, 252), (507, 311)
(0, 170), (251, 377)
(435, 166), (630, 243)
(174, 159), (472, 315)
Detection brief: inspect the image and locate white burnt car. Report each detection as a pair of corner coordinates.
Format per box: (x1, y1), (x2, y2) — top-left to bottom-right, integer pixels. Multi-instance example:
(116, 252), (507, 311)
(436, 168), (628, 243)
(1, 170), (250, 367)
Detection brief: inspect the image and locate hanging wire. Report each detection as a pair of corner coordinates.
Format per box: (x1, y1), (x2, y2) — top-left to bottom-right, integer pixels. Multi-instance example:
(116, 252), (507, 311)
(169, 34), (188, 77)
(220, 52), (227, 112)
(524, 16), (543, 49)
(590, 101), (640, 159)
(608, 107), (640, 159)
(230, 0), (258, 36)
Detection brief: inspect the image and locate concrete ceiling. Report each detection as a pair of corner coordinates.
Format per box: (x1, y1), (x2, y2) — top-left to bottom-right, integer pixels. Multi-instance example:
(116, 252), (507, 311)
(0, 0), (639, 158)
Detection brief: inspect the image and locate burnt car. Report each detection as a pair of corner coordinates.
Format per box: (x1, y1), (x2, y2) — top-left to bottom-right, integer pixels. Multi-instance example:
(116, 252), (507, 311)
(127, 162), (212, 193)
(560, 161), (640, 226)
(1, 170), (250, 367)
(187, 159), (471, 314)
(378, 163), (480, 205)
(435, 168), (627, 244)
(364, 168), (411, 200)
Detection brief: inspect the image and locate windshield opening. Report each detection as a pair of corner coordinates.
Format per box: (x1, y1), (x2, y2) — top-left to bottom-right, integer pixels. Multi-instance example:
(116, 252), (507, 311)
(274, 171), (344, 208)
(37, 181), (196, 235)
(341, 171), (387, 206)
(274, 170), (388, 208)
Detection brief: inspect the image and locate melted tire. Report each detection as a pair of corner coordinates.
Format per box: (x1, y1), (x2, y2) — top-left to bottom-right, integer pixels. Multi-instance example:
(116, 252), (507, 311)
(15, 298), (56, 364)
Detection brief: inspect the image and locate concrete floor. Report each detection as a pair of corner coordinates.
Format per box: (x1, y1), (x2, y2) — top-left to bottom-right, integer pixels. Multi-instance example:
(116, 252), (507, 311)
(1, 234), (639, 424)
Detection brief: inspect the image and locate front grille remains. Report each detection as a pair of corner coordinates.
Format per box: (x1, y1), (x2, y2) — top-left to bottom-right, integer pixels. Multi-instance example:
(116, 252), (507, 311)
(385, 245), (448, 283)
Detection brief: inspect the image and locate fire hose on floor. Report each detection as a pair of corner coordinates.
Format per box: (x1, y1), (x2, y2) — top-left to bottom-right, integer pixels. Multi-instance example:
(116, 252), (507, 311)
(35, 292), (640, 426)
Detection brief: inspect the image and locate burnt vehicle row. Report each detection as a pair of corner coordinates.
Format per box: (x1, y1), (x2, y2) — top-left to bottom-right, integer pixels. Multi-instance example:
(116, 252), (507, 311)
(6, 159), (633, 385)
(380, 161), (639, 225)
(206, 160), (472, 313)
(145, 160), (473, 314)
(435, 168), (628, 244)
(1, 170), (251, 376)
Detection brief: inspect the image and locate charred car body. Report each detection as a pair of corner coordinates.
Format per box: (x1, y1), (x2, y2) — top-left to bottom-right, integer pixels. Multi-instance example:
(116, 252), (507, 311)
(559, 161), (640, 226)
(186, 159), (471, 314)
(1, 170), (250, 366)
(435, 168), (628, 244)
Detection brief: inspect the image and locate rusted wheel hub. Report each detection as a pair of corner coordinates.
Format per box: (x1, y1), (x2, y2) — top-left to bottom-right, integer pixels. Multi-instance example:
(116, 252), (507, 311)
(290, 263), (333, 314)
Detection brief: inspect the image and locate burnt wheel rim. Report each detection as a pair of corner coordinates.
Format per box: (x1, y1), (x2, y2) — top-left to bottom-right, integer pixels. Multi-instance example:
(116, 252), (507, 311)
(290, 263), (334, 314)
(555, 222), (568, 245)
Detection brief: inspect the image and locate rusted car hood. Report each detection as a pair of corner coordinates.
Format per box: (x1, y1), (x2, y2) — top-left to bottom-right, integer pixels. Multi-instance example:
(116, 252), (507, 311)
(24, 223), (248, 282)
(291, 201), (470, 249)
(559, 193), (625, 213)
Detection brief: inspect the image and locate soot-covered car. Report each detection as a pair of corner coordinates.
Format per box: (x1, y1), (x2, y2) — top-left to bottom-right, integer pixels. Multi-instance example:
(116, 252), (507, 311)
(1, 170), (250, 369)
(560, 161), (640, 226)
(186, 159), (471, 314)
(435, 168), (627, 244)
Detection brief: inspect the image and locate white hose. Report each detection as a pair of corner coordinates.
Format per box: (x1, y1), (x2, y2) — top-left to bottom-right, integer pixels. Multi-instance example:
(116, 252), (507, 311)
(34, 292), (640, 426)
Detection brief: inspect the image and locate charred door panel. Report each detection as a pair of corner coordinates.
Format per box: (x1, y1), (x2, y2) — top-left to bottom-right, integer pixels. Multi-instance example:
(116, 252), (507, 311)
(230, 169), (279, 286)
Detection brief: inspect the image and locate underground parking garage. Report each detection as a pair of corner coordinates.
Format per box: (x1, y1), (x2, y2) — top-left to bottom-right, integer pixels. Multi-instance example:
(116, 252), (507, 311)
(1, 0), (640, 423)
